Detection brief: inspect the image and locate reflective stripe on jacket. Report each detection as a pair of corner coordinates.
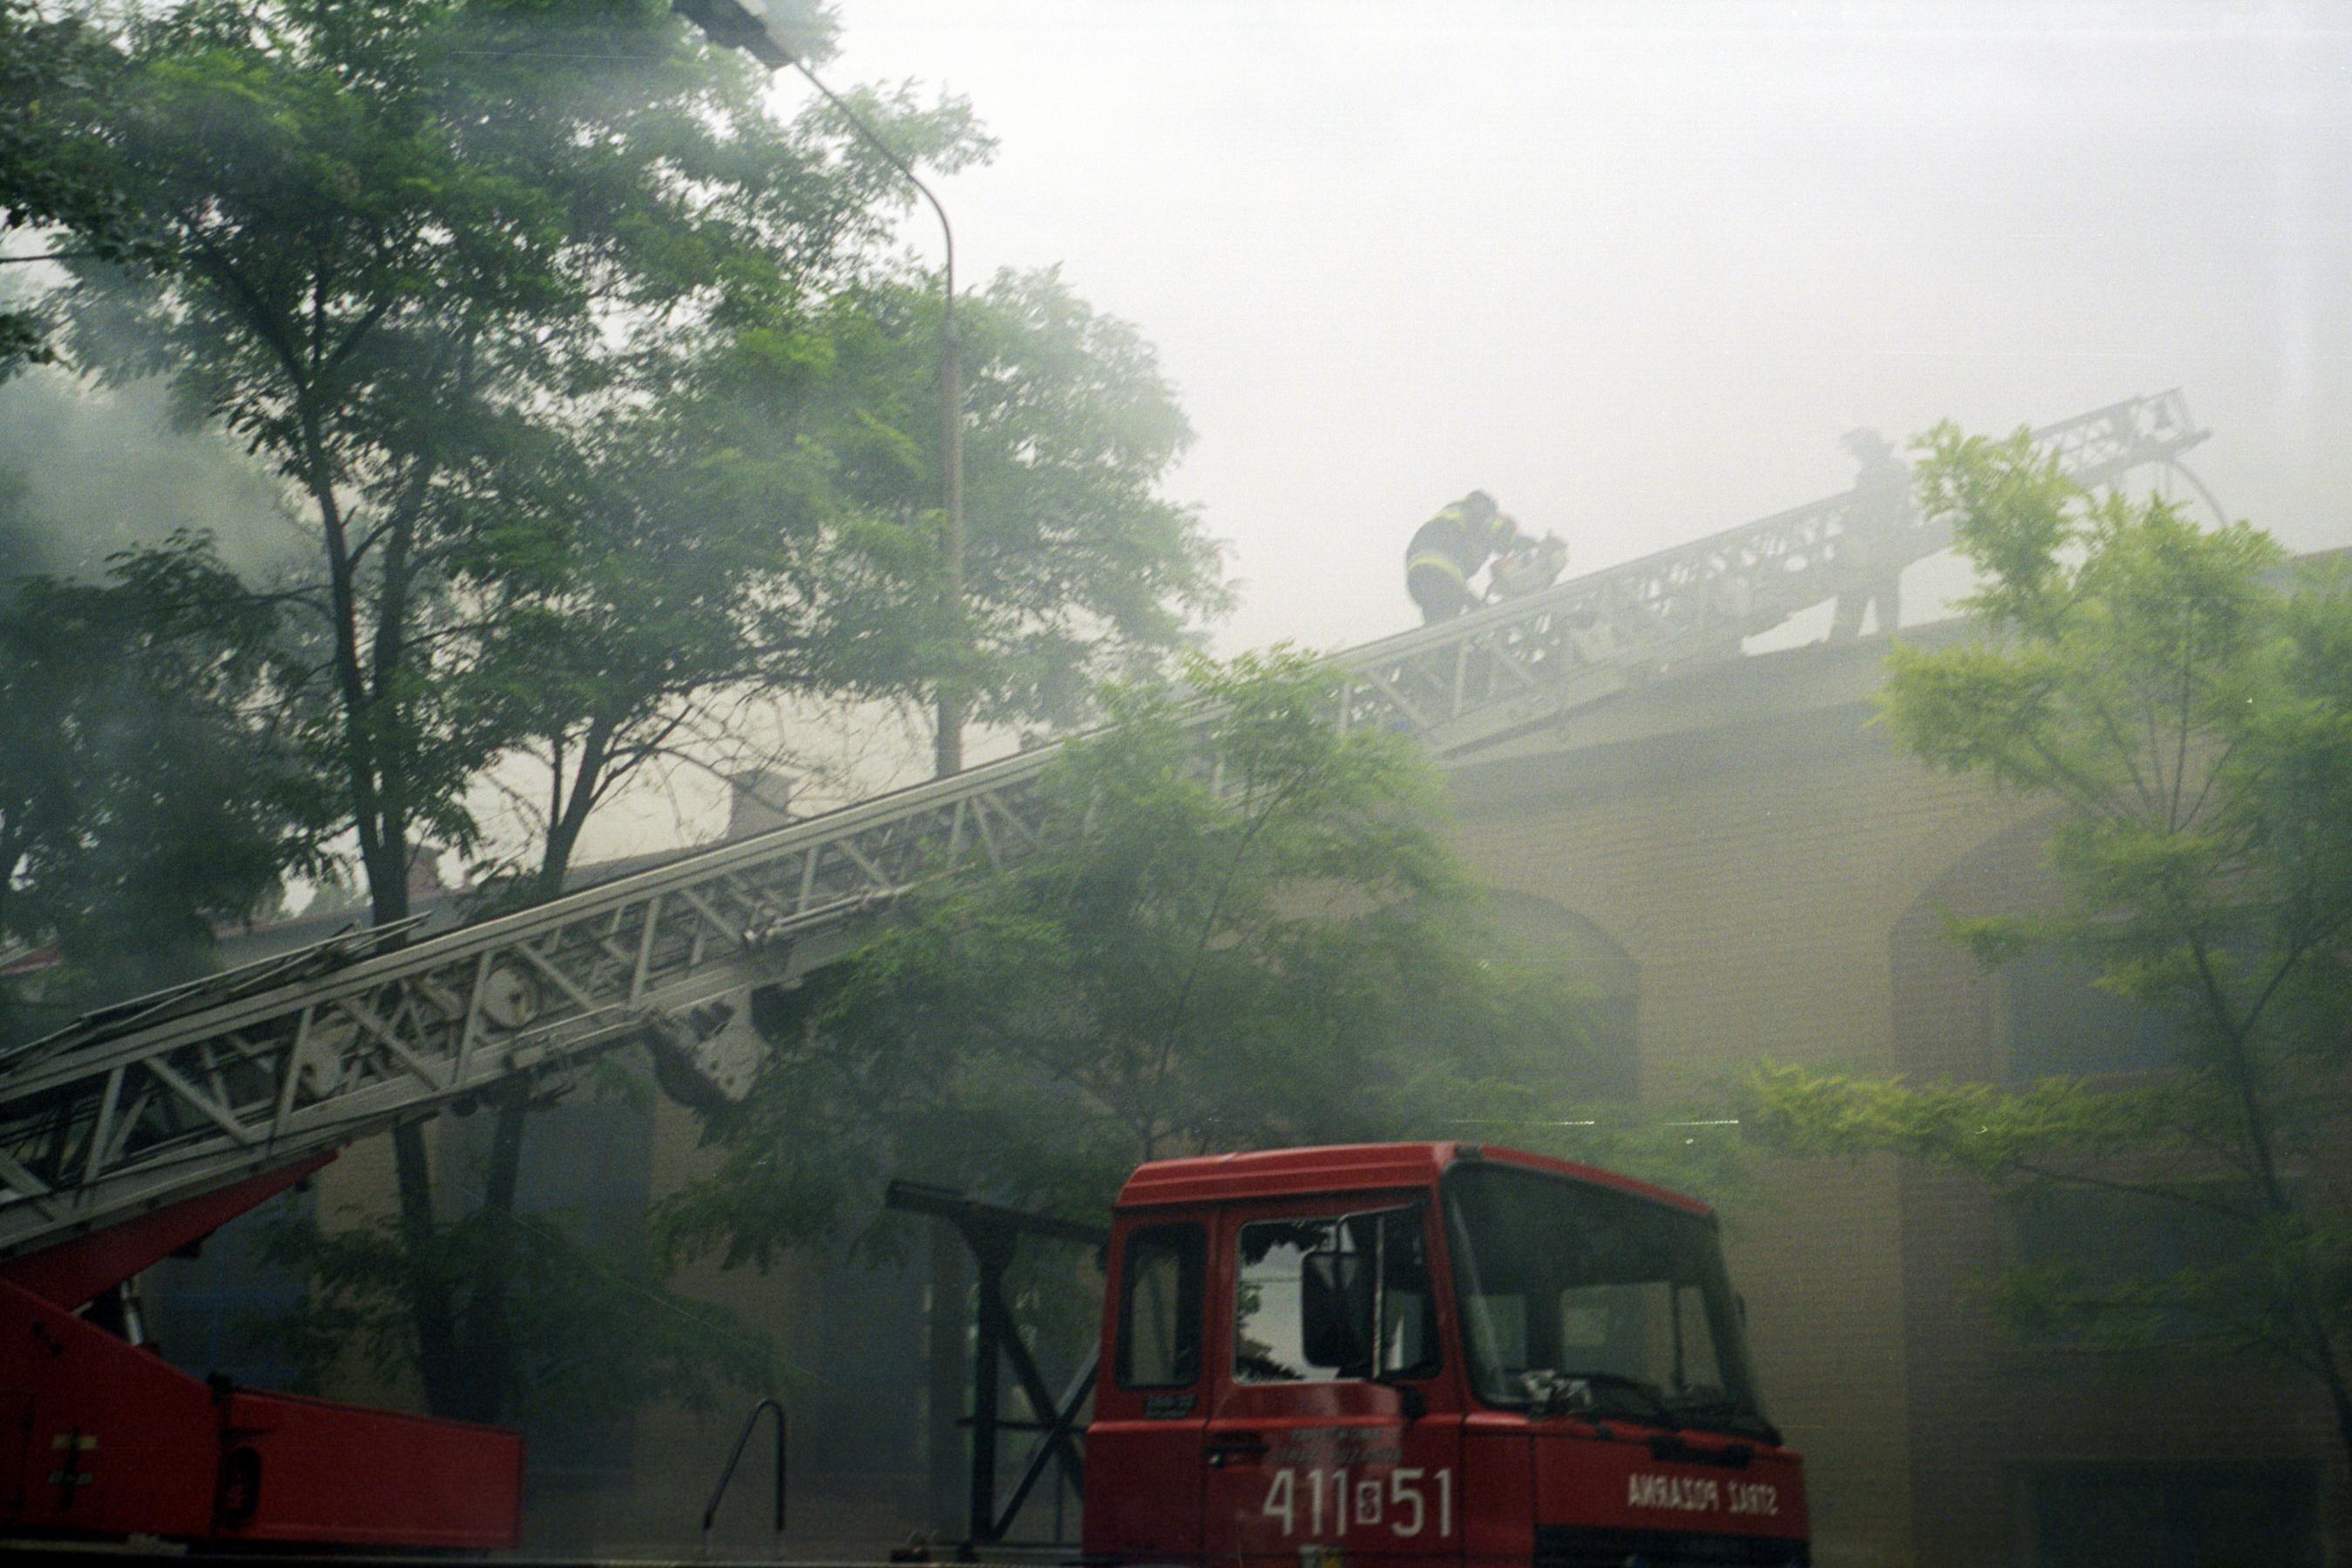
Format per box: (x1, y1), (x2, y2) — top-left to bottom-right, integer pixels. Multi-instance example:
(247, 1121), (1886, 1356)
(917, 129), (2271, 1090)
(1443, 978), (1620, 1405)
(1405, 547), (1469, 585)
(1405, 505), (1506, 577)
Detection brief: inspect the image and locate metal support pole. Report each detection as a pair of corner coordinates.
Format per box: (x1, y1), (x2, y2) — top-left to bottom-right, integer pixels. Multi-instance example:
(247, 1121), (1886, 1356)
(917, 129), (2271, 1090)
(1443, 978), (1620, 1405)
(700, 1396), (787, 1562)
(884, 1179), (1108, 1548)
(936, 327), (966, 778)
(968, 1233), (1012, 1544)
(994, 1351), (1098, 1538)
(774, 58), (966, 779)
(927, 1223), (970, 1537)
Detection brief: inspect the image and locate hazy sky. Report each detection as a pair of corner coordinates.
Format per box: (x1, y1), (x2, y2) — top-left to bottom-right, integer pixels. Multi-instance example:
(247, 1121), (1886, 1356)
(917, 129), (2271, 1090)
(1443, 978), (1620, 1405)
(18, 1), (2342, 869)
(799, 0), (2351, 656)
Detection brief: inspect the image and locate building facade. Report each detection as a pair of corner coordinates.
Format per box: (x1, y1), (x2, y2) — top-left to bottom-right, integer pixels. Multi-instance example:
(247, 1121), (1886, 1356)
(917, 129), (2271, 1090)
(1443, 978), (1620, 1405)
(1440, 626), (2341, 1567)
(136, 626), (2343, 1565)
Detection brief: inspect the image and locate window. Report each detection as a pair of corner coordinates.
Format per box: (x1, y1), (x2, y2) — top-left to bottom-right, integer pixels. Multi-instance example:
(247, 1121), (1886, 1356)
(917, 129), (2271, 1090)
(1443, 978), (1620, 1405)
(799, 1249), (930, 1475)
(1554, 1278), (1720, 1392)
(2002, 946), (2183, 1078)
(2013, 1186), (2251, 1345)
(1445, 1163), (1765, 1433)
(1117, 1224), (1204, 1389)
(1233, 1208), (1436, 1384)
(440, 1092), (654, 1481)
(1484, 892), (1640, 1102)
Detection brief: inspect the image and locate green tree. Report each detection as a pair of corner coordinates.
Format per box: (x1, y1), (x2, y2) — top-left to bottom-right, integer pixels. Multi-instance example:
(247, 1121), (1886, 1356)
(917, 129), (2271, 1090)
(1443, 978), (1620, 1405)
(0, 0), (152, 373)
(19, 0), (1226, 1430)
(1744, 425), (2352, 1462)
(469, 267), (1223, 906)
(664, 649), (1622, 1266)
(22, 0), (983, 1423)
(45, 0), (977, 932)
(458, 374), (836, 908)
(818, 267), (1231, 738)
(418, 252), (1226, 1432)
(0, 532), (328, 1041)
(260, 1068), (782, 1439)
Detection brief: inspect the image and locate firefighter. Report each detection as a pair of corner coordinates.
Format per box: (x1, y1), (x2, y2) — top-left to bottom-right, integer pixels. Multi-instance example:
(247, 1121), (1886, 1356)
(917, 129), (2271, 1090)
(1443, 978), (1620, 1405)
(1830, 428), (1911, 638)
(1405, 490), (1524, 624)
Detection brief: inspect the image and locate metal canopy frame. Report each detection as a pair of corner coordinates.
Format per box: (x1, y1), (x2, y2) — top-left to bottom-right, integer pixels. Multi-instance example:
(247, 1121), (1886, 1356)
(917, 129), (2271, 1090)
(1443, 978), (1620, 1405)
(884, 1179), (1108, 1549)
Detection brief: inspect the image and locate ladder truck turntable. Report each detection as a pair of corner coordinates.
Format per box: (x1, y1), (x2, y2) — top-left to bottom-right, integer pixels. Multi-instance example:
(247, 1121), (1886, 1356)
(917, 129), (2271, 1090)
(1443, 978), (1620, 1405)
(0, 396), (2207, 1560)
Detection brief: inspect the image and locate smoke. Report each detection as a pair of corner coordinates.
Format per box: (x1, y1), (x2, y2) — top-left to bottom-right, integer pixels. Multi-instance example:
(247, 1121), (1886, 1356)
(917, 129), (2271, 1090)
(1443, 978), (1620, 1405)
(0, 368), (301, 583)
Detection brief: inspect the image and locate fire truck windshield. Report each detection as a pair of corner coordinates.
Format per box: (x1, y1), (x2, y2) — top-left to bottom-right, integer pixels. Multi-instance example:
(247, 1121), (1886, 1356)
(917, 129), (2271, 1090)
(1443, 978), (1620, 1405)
(1443, 1161), (1770, 1438)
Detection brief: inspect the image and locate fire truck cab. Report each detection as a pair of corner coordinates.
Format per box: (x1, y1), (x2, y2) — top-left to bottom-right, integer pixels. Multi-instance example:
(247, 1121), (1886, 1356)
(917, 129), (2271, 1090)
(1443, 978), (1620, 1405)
(1085, 1142), (1808, 1568)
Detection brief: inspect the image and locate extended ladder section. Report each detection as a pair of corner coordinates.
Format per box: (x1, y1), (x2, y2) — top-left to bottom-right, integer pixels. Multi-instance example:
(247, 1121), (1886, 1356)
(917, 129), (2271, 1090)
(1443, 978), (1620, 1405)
(0, 392), (2207, 1260)
(1334, 390), (2207, 758)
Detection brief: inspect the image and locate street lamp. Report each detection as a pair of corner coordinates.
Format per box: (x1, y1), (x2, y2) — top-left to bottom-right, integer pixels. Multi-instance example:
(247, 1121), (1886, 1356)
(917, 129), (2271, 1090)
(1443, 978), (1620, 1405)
(676, 0), (969, 778)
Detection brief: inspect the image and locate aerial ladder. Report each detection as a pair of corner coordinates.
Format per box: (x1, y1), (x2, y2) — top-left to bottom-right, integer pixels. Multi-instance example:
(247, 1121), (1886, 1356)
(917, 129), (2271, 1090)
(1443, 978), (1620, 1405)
(0, 392), (2207, 1548)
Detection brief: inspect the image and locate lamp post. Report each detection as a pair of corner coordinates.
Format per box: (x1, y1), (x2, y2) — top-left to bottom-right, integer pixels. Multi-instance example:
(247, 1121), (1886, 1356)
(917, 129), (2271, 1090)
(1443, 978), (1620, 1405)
(676, 0), (968, 778)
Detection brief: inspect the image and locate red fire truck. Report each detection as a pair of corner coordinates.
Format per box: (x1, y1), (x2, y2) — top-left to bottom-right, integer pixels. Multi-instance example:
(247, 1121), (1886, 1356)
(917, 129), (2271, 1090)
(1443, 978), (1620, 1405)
(2, 1135), (1805, 1565)
(1087, 1142), (1808, 1568)
(0, 1154), (527, 1550)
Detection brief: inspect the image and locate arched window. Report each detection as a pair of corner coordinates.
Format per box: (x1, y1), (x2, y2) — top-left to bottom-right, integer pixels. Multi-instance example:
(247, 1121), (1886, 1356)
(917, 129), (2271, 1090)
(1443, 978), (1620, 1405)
(1997, 944), (2184, 1080)
(1893, 813), (2203, 1083)
(1483, 890), (1639, 1102)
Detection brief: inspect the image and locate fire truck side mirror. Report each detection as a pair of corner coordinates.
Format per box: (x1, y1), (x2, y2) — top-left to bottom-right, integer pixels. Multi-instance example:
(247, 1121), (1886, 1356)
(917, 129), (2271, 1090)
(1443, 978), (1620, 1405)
(1301, 1251), (1375, 1374)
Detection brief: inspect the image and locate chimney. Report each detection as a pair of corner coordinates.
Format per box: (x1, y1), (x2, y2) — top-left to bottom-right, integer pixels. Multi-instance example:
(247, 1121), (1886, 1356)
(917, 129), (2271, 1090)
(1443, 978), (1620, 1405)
(727, 770), (794, 841)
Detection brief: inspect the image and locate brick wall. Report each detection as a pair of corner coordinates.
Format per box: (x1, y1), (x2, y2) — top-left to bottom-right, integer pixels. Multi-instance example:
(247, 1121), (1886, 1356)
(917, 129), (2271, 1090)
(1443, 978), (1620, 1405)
(1440, 641), (2016, 1567)
(1441, 629), (2343, 1566)
(1888, 814), (2342, 1567)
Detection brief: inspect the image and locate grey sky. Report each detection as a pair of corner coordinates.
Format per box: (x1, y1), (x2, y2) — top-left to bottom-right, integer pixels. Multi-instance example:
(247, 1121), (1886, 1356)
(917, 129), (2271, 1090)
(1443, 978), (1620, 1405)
(806, 0), (2350, 655)
(17, 1), (2338, 869)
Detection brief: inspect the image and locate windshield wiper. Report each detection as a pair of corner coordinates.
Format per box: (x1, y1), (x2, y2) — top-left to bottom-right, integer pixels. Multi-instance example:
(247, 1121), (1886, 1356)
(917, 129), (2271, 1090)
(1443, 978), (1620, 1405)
(1523, 1369), (1680, 1429)
(1663, 1392), (1782, 1446)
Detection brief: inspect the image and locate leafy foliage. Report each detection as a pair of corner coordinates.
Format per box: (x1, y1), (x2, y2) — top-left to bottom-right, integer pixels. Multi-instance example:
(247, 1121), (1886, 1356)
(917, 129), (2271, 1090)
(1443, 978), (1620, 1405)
(665, 650), (1626, 1268)
(261, 1178), (781, 1426)
(0, 531), (329, 1040)
(470, 266), (1224, 900)
(0, 0), (155, 374)
(36, 0), (989, 923)
(10, 0), (1223, 1430)
(817, 267), (1231, 732)
(1746, 424), (2352, 1456)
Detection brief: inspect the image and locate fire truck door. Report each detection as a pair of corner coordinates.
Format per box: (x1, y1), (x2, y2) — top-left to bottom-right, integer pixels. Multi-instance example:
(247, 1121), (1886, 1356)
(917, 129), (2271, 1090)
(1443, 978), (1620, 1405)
(1089, 1219), (1211, 1560)
(1204, 1200), (1462, 1568)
